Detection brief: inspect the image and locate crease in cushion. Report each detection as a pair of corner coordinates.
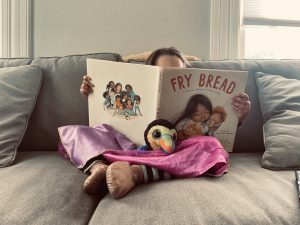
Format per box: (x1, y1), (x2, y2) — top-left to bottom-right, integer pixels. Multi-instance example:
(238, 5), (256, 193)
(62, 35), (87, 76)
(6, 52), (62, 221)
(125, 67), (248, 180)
(0, 65), (42, 167)
(255, 72), (300, 170)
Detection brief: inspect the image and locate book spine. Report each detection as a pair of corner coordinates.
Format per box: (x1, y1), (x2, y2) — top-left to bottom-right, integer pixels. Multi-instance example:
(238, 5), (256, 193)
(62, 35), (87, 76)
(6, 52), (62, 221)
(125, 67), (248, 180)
(156, 69), (163, 119)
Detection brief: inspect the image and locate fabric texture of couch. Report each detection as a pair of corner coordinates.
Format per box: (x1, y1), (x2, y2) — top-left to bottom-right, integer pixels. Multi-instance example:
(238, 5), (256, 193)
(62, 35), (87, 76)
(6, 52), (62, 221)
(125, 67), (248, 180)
(0, 66), (42, 167)
(0, 54), (299, 225)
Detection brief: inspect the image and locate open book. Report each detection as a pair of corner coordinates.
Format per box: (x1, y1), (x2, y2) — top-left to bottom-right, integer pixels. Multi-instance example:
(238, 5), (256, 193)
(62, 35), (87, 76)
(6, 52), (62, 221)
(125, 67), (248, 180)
(87, 59), (248, 152)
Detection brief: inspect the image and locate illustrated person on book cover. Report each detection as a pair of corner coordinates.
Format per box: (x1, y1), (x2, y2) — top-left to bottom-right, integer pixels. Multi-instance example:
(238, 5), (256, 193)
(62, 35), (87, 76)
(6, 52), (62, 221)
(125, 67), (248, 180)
(103, 81), (143, 120)
(133, 95), (142, 116)
(103, 91), (111, 110)
(175, 94), (212, 141)
(208, 106), (227, 136)
(115, 83), (122, 94)
(125, 84), (136, 102)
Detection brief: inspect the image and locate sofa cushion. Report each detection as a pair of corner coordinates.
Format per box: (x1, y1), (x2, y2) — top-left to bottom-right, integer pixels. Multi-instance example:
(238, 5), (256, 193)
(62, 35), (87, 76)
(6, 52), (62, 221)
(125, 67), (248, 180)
(0, 151), (104, 225)
(0, 66), (42, 167)
(89, 153), (300, 225)
(190, 59), (300, 152)
(0, 58), (32, 68)
(256, 72), (300, 169)
(19, 53), (122, 151)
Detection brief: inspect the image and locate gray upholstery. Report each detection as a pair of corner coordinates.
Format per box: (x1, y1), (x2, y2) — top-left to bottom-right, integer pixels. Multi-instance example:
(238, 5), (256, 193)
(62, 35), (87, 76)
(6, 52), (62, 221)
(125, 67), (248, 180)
(1, 57), (300, 225)
(191, 59), (300, 152)
(0, 151), (105, 225)
(0, 58), (32, 68)
(0, 66), (42, 167)
(256, 72), (300, 169)
(19, 53), (122, 151)
(89, 153), (300, 225)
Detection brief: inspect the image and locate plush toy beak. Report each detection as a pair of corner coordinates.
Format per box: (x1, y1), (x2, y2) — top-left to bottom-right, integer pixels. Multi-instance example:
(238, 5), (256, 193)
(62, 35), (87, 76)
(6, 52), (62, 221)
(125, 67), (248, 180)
(160, 134), (175, 154)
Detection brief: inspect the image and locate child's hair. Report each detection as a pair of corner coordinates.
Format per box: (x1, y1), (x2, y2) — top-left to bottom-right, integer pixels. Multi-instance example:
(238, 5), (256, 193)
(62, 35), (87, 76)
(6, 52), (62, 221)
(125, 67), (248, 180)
(106, 81), (115, 90)
(126, 99), (133, 105)
(125, 84), (133, 91)
(115, 83), (122, 91)
(120, 91), (128, 99)
(174, 94), (212, 125)
(212, 106), (227, 122)
(103, 91), (109, 98)
(134, 95), (141, 102)
(115, 94), (121, 101)
(146, 47), (191, 67)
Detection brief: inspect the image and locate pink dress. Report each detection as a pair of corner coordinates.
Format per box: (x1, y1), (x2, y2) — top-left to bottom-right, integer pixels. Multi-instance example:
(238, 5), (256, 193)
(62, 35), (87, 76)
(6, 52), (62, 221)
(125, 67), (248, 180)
(58, 124), (229, 177)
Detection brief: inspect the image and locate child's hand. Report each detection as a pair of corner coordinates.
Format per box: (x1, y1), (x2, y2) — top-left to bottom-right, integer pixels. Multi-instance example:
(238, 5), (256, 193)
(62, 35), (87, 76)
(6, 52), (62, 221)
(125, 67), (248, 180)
(80, 75), (95, 96)
(231, 93), (251, 123)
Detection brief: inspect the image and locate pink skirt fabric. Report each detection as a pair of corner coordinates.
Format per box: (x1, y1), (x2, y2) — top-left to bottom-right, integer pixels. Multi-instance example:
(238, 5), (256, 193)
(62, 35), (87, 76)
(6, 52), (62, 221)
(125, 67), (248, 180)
(58, 124), (229, 177)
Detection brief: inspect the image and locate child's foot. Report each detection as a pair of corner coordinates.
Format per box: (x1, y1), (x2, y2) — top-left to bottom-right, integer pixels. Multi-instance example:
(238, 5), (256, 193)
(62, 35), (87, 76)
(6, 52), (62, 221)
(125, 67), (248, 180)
(106, 162), (143, 199)
(83, 161), (108, 195)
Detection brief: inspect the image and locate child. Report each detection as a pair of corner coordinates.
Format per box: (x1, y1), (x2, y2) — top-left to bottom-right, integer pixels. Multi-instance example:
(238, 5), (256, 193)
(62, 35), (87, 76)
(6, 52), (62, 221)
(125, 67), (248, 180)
(103, 91), (111, 110)
(175, 94), (212, 141)
(106, 81), (115, 93)
(113, 103), (125, 117)
(114, 83), (122, 95)
(208, 106), (227, 136)
(120, 91), (129, 104)
(109, 89), (116, 108)
(125, 84), (136, 102)
(133, 95), (142, 116)
(114, 95), (122, 110)
(75, 47), (251, 198)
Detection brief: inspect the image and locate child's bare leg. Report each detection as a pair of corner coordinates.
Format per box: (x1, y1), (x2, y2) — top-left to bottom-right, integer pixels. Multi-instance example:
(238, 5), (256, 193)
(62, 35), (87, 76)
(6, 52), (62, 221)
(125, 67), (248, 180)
(106, 162), (173, 199)
(83, 160), (108, 195)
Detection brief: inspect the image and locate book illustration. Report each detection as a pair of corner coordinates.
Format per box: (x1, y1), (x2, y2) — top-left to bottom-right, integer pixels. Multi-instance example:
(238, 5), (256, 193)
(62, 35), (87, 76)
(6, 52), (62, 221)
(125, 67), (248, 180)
(159, 68), (248, 151)
(173, 94), (227, 141)
(87, 59), (248, 151)
(102, 81), (143, 120)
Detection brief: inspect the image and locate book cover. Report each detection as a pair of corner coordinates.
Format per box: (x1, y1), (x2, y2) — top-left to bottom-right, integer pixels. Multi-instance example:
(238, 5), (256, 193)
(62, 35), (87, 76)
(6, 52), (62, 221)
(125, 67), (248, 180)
(159, 67), (248, 152)
(87, 59), (160, 145)
(87, 59), (248, 151)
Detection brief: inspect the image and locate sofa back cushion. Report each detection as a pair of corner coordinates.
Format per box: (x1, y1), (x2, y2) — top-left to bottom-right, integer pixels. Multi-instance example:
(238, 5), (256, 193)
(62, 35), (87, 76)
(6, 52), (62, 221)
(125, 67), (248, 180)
(19, 53), (122, 151)
(0, 58), (32, 68)
(190, 59), (300, 152)
(0, 66), (42, 166)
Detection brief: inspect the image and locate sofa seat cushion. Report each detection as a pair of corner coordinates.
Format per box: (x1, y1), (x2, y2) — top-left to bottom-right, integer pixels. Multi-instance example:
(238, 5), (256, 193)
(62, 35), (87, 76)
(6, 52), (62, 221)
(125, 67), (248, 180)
(89, 153), (300, 225)
(0, 151), (104, 225)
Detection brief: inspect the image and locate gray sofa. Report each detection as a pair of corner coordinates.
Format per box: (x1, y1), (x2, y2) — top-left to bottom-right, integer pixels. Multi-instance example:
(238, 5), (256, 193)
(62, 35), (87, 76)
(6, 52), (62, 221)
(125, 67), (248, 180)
(0, 53), (299, 225)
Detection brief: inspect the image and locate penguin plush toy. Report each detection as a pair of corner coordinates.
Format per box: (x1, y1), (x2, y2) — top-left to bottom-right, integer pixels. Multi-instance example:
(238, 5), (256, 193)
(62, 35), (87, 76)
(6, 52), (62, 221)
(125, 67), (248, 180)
(138, 119), (177, 154)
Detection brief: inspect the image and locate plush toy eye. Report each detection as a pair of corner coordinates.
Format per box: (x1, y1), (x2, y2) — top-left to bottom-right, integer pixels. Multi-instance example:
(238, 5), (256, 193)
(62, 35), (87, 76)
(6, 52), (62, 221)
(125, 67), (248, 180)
(152, 129), (162, 139)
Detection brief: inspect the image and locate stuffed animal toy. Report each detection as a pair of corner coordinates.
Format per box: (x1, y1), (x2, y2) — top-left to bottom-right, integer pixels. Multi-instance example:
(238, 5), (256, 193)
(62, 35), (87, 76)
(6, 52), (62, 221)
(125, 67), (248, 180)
(139, 119), (177, 154)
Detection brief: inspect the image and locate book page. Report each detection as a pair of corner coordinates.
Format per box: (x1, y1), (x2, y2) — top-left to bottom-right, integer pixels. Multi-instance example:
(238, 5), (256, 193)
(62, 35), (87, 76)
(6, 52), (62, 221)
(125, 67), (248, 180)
(87, 59), (160, 145)
(159, 67), (248, 152)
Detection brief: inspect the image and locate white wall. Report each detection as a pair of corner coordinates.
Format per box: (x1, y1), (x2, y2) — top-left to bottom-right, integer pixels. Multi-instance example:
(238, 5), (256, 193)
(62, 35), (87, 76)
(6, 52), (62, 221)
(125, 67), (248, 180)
(33, 0), (211, 59)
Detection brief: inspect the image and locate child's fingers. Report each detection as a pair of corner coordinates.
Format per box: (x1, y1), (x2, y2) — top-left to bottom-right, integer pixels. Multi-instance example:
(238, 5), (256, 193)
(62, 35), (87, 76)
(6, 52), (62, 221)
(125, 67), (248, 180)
(236, 93), (249, 100)
(82, 80), (95, 88)
(83, 75), (92, 81)
(82, 80), (91, 87)
(80, 88), (88, 96)
(232, 97), (249, 106)
(231, 104), (241, 112)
